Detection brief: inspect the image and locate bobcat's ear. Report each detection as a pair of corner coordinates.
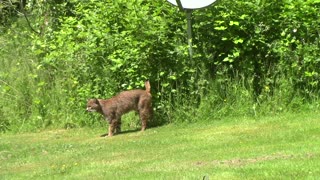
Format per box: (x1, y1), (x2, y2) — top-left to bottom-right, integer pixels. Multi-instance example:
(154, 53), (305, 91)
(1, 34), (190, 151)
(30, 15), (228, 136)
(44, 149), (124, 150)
(94, 98), (100, 105)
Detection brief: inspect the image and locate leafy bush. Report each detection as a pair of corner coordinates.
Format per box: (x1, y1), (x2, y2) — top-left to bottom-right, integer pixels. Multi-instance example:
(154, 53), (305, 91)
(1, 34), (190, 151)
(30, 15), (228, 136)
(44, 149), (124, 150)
(1, 0), (320, 132)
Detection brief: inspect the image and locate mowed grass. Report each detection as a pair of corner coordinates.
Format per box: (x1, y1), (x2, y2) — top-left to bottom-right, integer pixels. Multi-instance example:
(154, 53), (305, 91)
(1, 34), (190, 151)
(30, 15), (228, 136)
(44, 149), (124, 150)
(1, 112), (320, 179)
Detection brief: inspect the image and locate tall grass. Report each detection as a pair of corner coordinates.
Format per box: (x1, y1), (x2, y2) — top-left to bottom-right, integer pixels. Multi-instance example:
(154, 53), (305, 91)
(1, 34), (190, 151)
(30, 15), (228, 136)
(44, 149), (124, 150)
(0, 21), (92, 133)
(1, 20), (320, 133)
(1, 31), (319, 133)
(167, 73), (320, 124)
(0, 22), (36, 132)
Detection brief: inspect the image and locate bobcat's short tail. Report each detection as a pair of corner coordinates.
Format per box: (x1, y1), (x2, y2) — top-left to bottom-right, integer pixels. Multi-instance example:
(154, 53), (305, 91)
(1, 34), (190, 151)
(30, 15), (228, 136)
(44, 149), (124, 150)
(145, 80), (151, 94)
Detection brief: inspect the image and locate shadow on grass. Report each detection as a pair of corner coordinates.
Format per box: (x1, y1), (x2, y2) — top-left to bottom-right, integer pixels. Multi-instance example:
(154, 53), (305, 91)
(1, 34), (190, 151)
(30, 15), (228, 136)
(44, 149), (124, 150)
(99, 125), (163, 137)
(97, 111), (167, 137)
(99, 129), (140, 137)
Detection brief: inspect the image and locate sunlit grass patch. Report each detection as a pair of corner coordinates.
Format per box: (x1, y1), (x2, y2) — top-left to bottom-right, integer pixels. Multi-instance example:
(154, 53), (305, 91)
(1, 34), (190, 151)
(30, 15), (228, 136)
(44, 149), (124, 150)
(1, 113), (320, 179)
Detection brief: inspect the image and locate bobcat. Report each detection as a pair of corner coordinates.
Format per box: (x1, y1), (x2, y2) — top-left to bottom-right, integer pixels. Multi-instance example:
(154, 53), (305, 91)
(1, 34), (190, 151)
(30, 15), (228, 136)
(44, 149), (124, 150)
(86, 81), (152, 137)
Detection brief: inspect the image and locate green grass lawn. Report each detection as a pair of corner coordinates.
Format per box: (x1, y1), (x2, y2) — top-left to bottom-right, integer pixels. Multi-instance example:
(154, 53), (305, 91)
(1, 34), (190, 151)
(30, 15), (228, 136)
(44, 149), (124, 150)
(1, 112), (320, 179)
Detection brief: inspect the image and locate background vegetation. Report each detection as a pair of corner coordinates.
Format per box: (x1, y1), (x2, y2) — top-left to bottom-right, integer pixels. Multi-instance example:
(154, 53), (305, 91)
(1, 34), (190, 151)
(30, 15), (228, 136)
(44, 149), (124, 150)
(1, 0), (320, 132)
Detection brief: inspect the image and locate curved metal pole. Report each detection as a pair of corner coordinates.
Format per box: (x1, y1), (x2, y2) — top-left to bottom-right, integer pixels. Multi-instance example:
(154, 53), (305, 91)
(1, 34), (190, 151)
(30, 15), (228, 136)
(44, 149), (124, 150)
(175, 0), (193, 60)
(186, 9), (193, 60)
(175, 0), (184, 11)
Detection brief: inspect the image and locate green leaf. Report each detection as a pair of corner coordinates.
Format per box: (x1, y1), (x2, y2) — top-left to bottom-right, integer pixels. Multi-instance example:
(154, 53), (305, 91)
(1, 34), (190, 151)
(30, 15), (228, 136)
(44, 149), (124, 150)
(229, 21), (239, 26)
(222, 37), (228, 41)
(239, 14), (248, 20)
(223, 57), (234, 63)
(214, 26), (227, 31)
(233, 51), (240, 57)
(233, 38), (244, 44)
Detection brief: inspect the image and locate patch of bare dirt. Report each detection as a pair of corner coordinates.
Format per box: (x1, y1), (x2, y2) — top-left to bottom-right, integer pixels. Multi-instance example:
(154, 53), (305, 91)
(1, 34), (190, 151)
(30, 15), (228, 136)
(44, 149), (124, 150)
(195, 153), (317, 167)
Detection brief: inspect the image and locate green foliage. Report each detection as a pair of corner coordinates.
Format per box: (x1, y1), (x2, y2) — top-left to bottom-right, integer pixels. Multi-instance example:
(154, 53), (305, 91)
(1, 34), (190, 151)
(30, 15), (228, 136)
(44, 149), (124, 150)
(34, 0), (197, 121)
(1, 0), (320, 132)
(0, 20), (41, 132)
(275, 0), (320, 98)
(0, 0), (19, 29)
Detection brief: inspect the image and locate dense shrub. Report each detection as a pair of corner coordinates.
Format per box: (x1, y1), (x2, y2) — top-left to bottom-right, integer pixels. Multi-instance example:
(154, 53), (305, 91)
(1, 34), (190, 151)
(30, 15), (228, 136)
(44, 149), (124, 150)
(0, 0), (319, 132)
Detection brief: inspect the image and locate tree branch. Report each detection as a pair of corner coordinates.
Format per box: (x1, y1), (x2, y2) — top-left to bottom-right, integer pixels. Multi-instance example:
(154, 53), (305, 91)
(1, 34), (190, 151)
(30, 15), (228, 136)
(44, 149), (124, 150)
(8, 0), (41, 34)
